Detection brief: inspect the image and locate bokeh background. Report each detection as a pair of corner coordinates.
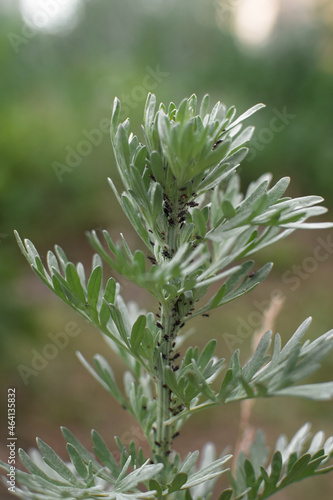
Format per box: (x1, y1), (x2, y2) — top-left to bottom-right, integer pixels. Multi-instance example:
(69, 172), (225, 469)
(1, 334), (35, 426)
(1, 0), (333, 498)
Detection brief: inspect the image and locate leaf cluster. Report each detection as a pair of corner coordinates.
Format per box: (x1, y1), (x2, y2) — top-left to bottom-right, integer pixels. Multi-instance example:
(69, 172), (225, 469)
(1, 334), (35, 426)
(163, 318), (333, 426)
(0, 430), (232, 500)
(220, 424), (333, 499)
(1, 427), (162, 500)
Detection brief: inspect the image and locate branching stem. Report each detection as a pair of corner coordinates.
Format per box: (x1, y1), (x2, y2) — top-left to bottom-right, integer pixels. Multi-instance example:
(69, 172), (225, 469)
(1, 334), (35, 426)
(153, 191), (183, 478)
(155, 304), (174, 463)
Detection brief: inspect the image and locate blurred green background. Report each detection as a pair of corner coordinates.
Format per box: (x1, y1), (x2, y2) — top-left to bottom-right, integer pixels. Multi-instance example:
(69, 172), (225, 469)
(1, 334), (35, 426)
(1, 0), (333, 498)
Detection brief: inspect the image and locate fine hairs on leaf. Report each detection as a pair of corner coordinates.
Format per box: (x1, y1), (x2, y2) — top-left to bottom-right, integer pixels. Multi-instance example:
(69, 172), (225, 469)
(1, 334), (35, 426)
(2, 93), (333, 500)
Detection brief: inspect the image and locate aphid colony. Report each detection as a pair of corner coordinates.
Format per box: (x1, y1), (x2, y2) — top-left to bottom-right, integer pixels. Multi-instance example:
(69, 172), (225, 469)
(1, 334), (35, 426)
(146, 178), (202, 264)
(143, 168), (214, 457)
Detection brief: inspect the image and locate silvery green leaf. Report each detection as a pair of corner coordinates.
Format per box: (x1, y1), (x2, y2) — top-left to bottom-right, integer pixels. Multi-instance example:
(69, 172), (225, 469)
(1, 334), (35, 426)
(221, 105), (236, 128)
(167, 472), (188, 493)
(65, 262), (87, 303)
(242, 330), (272, 381)
(199, 93), (210, 118)
(66, 444), (88, 480)
(227, 123), (242, 138)
(23, 237), (40, 262)
(111, 97), (121, 137)
(279, 317), (312, 361)
(273, 382), (333, 400)
(115, 458), (163, 491)
(51, 268), (85, 309)
(281, 221), (333, 229)
(150, 182), (164, 220)
(47, 250), (60, 275)
(218, 262), (273, 305)
(14, 230), (29, 259)
(77, 352), (127, 406)
(17, 448), (64, 485)
(76, 262), (87, 291)
(36, 438), (80, 486)
(91, 430), (120, 479)
(238, 180), (269, 214)
(190, 443), (219, 499)
(192, 207), (207, 237)
(149, 478), (163, 496)
(229, 125), (255, 151)
(198, 340), (218, 370)
(218, 489), (233, 500)
(225, 103), (265, 131)
(179, 450), (200, 474)
(266, 176), (290, 204)
(87, 265), (103, 310)
(149, 150), (166, 185)
(245, 227), (295, 255)
(181, 454), (232, 489)
(143, 92), (156, 129)
(60, 427), (108, 477)
(130, 315), (146, 351)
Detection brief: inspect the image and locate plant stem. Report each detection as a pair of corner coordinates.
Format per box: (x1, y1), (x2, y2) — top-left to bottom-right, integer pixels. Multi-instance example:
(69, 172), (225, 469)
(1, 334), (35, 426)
(153, 191), (182, 478)
(155, 303), (174, 465)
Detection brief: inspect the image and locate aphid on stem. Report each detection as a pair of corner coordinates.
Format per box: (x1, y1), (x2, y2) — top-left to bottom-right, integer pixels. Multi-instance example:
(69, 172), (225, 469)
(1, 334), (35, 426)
(148, 256), (157, 265)
(212, 139), (223, 150)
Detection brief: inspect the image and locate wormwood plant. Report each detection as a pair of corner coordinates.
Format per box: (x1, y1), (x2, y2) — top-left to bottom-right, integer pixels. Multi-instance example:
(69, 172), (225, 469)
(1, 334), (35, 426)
(2, 93), (333, 499)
